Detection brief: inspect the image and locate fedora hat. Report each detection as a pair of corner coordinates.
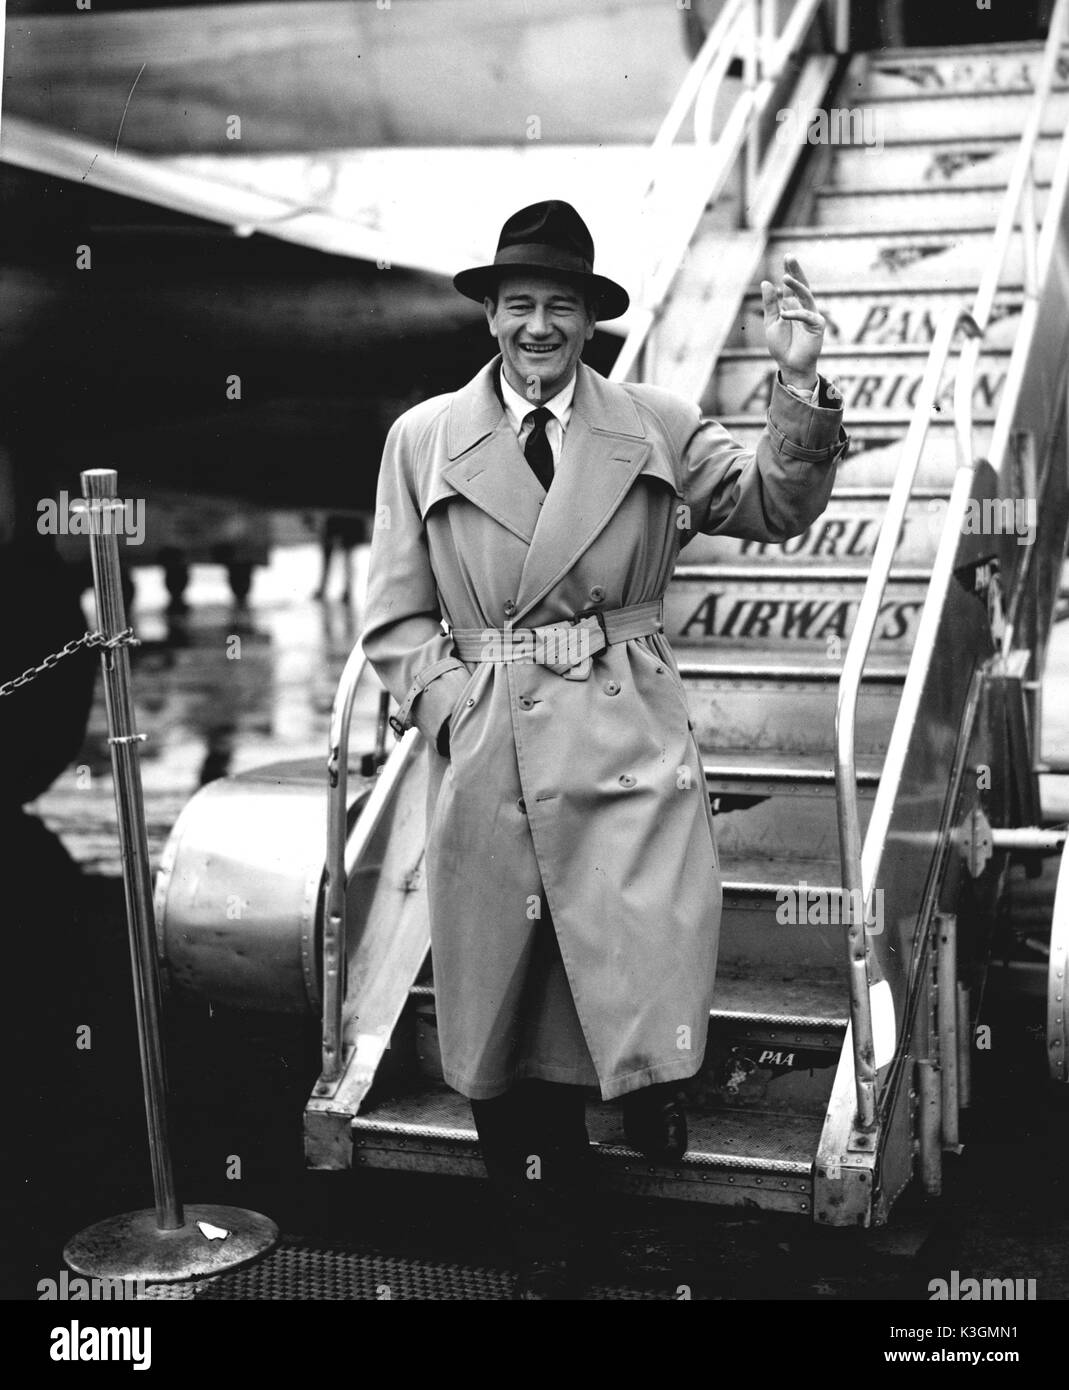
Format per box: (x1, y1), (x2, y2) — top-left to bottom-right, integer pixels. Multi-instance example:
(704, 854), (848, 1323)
(453, 200), (629, 321)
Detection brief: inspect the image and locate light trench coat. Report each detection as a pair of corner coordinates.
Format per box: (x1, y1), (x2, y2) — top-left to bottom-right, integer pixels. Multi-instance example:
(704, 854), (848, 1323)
(363, 356), (846, 1100)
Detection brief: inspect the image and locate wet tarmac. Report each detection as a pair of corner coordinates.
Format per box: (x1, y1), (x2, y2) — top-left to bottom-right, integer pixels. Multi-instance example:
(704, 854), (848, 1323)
(25, 540), (382, 878)
(3, 536), (1069, 1307)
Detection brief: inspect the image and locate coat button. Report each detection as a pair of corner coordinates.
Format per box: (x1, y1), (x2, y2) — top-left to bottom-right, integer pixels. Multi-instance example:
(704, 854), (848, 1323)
(519, 695), (534, 711)
(604, 680), (621, 696)
(618, 773), (636, 788)
(503, 599), (517, 617)
(517, 798), (527, 814)
(589, 584), (606, 602)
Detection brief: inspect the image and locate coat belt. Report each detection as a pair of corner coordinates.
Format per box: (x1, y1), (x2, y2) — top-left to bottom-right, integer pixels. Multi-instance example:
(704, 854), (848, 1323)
(449, 598), (664, 681)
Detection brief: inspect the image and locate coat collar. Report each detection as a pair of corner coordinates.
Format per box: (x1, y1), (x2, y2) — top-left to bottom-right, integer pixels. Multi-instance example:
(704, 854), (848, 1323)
(444, 359), (675, 623)
(446, 356), (646, 457)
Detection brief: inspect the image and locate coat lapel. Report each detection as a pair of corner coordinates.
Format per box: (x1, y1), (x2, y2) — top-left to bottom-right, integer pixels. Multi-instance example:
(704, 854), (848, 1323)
(513, 363), (659, 622)
(441, 358), (545, 545)
(440, 357), (679, 623)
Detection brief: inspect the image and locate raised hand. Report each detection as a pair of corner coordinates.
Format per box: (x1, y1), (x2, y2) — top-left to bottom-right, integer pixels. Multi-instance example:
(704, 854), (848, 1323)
(761, 255), (826, 391)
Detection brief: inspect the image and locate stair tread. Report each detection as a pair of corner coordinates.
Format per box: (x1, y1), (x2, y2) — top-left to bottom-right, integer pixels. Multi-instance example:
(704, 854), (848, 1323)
(866, 87), (1068, 104)
(742, 280), (1024, 297)
(829, 485), (951, 499)
(414, 972), (850, 1029)
(825, 133), (1056, 151)
(676, 647), (908, 678)
(768, 224), (998, 238)
(816, 181), (1051, 197)
(711, 972), (848, 1027)
(675, 562), (929, 582)
(721, 854), (842, 892)
(719, 343), (1011, 359)
(355, 1080), (821, 1174)
(703, 748), (882, 780)
(871, 40), (1047, 59)
(716, 411), (986, 428)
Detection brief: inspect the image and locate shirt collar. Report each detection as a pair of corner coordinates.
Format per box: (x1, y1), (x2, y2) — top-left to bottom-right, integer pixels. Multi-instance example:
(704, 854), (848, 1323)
(499, 365), (577, 434)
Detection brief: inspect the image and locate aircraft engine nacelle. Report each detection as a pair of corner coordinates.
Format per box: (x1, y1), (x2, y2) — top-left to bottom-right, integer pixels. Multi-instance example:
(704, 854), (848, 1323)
(153, 757), (372, 1014)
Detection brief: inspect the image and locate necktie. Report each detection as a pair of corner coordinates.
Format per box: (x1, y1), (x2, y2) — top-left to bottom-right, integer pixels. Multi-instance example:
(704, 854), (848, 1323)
(523, 408), (554, 492)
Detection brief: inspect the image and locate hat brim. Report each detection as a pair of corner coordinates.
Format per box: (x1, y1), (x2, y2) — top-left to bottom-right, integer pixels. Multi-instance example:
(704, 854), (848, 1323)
(453, 263), (629, 321)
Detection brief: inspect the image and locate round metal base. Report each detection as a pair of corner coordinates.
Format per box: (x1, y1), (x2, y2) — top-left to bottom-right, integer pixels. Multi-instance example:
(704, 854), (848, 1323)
(64, 1205), (279, 1284)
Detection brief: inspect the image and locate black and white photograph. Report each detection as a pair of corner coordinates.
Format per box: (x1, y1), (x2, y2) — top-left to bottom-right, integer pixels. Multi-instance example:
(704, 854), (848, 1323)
(1, 0), (1068, 1355)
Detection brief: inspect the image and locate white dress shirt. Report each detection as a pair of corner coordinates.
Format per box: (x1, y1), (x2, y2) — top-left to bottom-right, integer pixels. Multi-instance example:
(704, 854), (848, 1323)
(499, 365), (820, 476)
(500, 368), (577, 470)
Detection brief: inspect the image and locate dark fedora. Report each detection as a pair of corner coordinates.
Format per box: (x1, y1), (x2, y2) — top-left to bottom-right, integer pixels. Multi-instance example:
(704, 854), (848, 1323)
(453, 200), (630, 321)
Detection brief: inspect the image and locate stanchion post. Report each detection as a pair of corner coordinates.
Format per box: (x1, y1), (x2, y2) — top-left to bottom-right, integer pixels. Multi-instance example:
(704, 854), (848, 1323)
(82, 470), (181, 1230)
(63, 468), (278, 1284)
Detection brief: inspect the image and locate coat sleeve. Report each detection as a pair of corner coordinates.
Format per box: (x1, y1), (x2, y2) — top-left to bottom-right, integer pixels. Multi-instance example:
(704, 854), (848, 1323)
(362, 412), (471, 750)
(679, 372), (848, 543)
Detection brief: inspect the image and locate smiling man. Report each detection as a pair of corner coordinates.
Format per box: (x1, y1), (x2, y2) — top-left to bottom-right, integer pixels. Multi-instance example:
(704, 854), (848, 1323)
(363, 200), (848, 1298)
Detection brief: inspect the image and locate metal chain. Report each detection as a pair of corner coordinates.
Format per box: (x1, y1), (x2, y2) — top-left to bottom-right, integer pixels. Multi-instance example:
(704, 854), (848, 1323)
(0, 627), (140, 698)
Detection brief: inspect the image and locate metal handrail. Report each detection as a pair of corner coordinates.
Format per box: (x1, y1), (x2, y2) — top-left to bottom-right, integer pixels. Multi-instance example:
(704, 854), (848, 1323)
(321, 642), (367, 1081)
(834, 0), (1069, 1132)
(612, 0), (848, 384)
(320, 643), (421, 1083)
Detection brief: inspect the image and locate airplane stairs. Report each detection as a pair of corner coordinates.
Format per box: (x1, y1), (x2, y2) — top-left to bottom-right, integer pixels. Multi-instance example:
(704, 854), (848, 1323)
(295, 24), (1069, 1224)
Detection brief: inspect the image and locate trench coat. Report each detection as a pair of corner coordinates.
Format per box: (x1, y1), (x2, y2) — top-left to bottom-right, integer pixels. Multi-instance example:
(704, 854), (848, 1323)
(363, 355), (847, 1100)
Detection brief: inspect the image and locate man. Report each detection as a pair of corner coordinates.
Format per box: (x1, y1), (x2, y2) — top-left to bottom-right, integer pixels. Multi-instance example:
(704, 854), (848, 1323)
(363, 200), (847, 1296)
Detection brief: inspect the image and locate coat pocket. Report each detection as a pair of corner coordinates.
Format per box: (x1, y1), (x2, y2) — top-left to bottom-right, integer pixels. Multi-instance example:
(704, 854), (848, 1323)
(445, 661), (482, 743)
(631, 635), (694, 729)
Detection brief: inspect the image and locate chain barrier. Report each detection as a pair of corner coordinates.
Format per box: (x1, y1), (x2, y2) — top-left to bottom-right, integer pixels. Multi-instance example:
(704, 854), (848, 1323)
(0, 627), (140, 699)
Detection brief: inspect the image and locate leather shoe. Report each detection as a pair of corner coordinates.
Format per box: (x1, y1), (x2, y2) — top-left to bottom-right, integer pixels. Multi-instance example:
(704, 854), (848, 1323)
(621, 1085), (689, 1163)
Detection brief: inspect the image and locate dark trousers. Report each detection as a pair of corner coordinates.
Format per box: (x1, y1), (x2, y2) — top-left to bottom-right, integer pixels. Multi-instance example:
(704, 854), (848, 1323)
(471, 1080), (592, 1263)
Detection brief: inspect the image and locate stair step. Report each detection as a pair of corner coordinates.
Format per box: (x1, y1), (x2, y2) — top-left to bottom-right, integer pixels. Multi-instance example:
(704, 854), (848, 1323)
(677, 646), (910, 678)
(722, 853), (842, 895)
(411, 972), (848, 1039)
(863, 89), (1069, 142)
(710, 344), (1009, 420)
(352, 1080), (822, 1208)
(715, 420), (991, 487)
(824, 135), (1061, 190)
(762, 226), (1021, 285)
(704, 748), (882, 789)
(711, 972), (848, 1032)
(710, 782), (872, 863)
(677, 562), (930, 581)
(666, 567), (928, 653)
(680, 651), (904, 758)
(718, 856), (857, 972)
(729, 285), (1022, 351)
(812, 184), (1050, 230)
(684, 489), (947, 567)
(858, 45), (1065, 100)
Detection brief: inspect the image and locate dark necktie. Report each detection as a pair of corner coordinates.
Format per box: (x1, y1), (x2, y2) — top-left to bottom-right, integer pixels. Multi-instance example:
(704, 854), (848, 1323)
(523, 408), (554, 492)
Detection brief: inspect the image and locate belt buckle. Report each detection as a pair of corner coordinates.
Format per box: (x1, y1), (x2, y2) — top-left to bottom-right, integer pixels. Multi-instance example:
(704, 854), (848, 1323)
(560, 607), (605, 681)
(572, 606), (608, 639)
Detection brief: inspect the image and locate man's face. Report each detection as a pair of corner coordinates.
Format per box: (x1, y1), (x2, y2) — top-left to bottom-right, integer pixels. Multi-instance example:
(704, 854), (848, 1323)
(484, 274), (597, 403)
